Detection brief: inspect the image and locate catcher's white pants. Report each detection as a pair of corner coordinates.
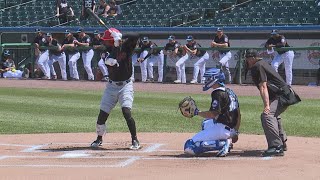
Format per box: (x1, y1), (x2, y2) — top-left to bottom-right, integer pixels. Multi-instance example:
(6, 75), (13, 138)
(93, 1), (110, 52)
(219, 52), (232, 83)
(98, 58), (109, 76)
(68, 52), (81, 80)
(175, 54), (189, 83)
(82, 49), (94, 80)
(192, 52), (209, 82)
(48, 53), (67, 80)
(271, 50), (294, 85)
(147, 50), (164, 82)
(139, 50), (148, 82)
(3, 70), (23, 78)
(192, 119), (232, 142)
(38, 50), (50, 78)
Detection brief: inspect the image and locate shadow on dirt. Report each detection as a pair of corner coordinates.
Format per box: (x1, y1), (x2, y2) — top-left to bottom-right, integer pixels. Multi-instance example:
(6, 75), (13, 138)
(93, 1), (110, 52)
(151, 150), (264, 158)
(39, 146), (134, 152)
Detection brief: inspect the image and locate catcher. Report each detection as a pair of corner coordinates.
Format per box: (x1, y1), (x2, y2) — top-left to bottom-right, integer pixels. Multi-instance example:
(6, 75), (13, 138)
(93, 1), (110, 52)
(179, 68), (241, 157)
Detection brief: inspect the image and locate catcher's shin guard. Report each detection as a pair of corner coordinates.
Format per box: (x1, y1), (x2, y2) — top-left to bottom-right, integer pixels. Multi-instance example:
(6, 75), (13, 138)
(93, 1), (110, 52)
(184, 139), (224, 155)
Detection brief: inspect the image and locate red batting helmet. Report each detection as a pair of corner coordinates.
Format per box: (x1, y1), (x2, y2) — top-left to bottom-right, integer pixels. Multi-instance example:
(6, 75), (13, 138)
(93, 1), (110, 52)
(101, 28), (121, 42)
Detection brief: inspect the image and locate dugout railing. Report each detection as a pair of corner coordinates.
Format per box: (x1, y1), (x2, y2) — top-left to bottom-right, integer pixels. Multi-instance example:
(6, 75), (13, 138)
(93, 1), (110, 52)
(1, 44), (319, 85)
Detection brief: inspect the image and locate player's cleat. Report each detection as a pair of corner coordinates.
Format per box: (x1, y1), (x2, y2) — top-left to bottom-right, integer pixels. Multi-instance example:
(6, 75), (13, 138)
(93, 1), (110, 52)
(262, 145), (284, 157)
(130, 139), (140, 150)
(90, 139), (102, 148)
(41, 76), (50, 80)
(190, 79), (198, 84)
(52, 75), (57, 80)
(216, 139), (231, 157)
(174, 80), (181, 84)
(101, 76), (109, 82)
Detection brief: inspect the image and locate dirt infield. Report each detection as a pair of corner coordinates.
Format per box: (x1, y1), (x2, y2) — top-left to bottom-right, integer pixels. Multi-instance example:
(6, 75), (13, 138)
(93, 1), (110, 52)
(0, 79), (319, 180)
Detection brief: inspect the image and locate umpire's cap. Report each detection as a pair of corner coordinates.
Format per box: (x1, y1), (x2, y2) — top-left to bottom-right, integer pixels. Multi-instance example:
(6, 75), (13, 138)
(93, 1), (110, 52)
(3, 49), (10, 56)
(142, 36), (149, 42)
(271, 29), (279, 35)
(93, 30), (99, 35)
(168, 35), (175, 40)
(186, 35), (193, 41)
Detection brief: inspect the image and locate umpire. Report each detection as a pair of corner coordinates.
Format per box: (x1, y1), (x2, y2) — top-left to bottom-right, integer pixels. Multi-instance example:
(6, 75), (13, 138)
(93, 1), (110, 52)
(244, 49), (301, 157)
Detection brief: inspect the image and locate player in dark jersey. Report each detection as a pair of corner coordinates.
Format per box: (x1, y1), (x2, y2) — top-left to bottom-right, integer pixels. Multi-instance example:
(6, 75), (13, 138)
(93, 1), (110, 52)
(81, 0), (96, 20)
(37, 33), (51, 79)
(90, 28), (141, 150)
(56, 0), (74, 24)
(46, 33), (67, 80)
(184, 68), (241, 157)
(265, 30), (294, 85)
(33, 28), (45, 78)
(61, 30), (80, 80)
(164, 35), (183, 59)
(211, 28), (232, 84)
(92, 30), (109, 81)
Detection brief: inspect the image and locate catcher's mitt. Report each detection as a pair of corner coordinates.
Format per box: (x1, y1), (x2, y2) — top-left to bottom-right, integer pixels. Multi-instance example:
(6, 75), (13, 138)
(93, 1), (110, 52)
(178, 96), (198, 118)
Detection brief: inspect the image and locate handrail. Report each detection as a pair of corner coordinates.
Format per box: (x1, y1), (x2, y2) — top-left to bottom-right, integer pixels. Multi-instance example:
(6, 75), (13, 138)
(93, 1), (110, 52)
(0, 0), (34, 12)
(118, 0), (137, 6)
(173, 17), (203, 27)
(51, 18), (80, 27)
(169, 8), (202, 20)
(20, 15), (58, 27)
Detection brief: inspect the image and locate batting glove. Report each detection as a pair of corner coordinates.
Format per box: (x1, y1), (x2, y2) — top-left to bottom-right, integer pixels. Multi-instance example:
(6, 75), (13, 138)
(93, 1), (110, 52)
(105, 58), (119, 67)
(110, 30), (122, 47)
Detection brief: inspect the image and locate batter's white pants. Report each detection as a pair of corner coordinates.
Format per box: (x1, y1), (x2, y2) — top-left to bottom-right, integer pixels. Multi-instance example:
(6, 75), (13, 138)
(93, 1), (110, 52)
(192, 52), (209, 82)
(271, 50), (294, 85)
(48, 53), (67, 80)
(68, 52), (80, 80)
(82, 49), (94, 80)
(139, 50), (148, 82)
(192, 119), (232, 142)
(175, 54), (189, 83)
(98, 58), (109, 76)
(147, 50), (164, 82)
(219, 52), (232, 83)
(38, 50), (50, 78)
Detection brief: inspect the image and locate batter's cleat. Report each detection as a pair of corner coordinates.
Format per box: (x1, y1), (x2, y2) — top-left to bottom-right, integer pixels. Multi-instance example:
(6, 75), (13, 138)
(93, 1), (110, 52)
(262, 145), (284, 157)
(90, 139), (102, 148)
(190, 79), (198, 84)
(216, 139), (231, 157)
(130, 139), (140, 150)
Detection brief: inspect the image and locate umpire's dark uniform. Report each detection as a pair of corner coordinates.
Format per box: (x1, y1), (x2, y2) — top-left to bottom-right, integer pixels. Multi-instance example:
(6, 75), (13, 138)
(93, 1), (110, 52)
(245, 49), (301, 156)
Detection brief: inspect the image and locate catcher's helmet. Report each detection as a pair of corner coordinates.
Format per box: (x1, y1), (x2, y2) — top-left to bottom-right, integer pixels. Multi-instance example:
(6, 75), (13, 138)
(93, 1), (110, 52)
(202, 68), (225, 91)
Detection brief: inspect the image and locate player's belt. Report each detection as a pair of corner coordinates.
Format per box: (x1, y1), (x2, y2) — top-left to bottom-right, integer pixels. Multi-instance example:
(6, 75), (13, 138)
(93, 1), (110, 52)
(109, 79), (131, 86)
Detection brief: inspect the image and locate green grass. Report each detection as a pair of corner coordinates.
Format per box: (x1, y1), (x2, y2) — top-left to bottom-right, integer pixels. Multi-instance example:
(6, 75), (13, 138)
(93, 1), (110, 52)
(0, 87), (319, 137)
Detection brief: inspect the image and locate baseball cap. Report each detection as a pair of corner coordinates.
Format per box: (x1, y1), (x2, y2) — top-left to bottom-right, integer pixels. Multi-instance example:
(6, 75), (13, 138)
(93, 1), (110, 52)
(46, 32), (52, 37)
(245, 49), (258, 58)
(217, 27), (223, 32)
(93, 30), (99, 35)
(77, 28), (84, 33)
(168, 35), (175, 40)
(271, 29), (278, 35)
(3, 49), (10, 56)
(186, 35), (193, 41)
(65, 29), (71, 34)
(142, 37), (149, 42)
(35, 28), (41, 33)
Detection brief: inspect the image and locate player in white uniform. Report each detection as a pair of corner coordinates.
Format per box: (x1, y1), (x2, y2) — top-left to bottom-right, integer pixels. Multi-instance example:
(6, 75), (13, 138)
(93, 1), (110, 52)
(62, 30), (80, 80)
(183, 68), (241, 157)
(265, 30), (294, 85)
(47, 33), (67, 80)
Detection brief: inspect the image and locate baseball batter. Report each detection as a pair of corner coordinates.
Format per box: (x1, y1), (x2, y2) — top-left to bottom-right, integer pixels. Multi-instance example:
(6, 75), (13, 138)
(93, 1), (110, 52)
(90, 28), (141, 150)
(75, 28), (94, 80)
(265, 30), (294, 85)
(211, 28), (232, 84)
(183, 68), (241, 157)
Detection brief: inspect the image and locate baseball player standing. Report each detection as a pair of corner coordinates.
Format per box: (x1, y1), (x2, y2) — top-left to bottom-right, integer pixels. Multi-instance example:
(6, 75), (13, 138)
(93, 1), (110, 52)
(183, 68), (241, 157)
(245, 49), (301, 157)
(92, 30), (109, 81)
(47, 33), (67, 81)
(37, 33), (51, 79)
(211, 28), (232, 84)
(90, 28), (141, 150)
(61, 30), (80, 80)
(137, 37), (164, 83)
(33, 28), (45, 78)
(189, 42), (209, 84)
(136, 37), (150, 82)
(265, 30), (294, 85)
(75, 28), (95, 80)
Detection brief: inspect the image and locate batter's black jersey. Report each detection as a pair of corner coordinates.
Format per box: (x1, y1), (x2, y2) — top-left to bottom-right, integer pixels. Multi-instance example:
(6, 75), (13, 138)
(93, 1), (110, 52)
(250, 60), (287, 100)
(62, 36), (78, 54)
(83, 0), (95, 9)
(213, 34), (230, 54)
(209, 87), (240, 128)
(105, 33), (139, 81)
(265, 35), (290, 54)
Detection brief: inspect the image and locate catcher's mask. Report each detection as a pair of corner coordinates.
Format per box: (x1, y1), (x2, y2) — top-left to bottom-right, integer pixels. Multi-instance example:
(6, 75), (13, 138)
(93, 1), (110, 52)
(202, 68), (225, 91)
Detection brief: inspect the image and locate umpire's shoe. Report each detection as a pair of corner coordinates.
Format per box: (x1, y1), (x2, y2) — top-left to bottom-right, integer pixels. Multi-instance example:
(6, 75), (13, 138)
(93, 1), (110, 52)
(130, 139), (141, 150)
(90, 138), (102, 148)
(262, 145), (284, 157)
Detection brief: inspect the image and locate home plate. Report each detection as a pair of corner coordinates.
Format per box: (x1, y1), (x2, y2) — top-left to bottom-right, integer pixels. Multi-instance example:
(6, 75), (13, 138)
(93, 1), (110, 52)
(59, 151), (90, 158)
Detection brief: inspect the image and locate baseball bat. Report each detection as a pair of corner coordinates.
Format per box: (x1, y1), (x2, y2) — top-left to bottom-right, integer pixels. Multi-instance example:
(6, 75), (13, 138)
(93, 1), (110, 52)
(86, 8), (109, 29)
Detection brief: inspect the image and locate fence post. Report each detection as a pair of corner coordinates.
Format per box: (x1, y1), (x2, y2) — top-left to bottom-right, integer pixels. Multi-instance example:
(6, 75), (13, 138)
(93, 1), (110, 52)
(30, 44), (35, 78)
(163, 54), (167, 82)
